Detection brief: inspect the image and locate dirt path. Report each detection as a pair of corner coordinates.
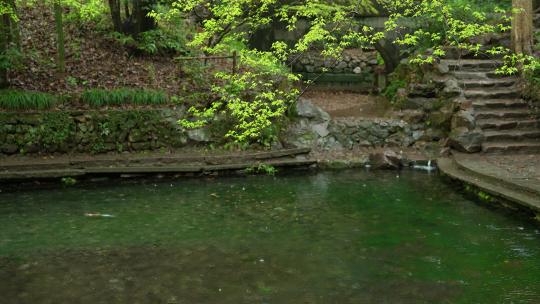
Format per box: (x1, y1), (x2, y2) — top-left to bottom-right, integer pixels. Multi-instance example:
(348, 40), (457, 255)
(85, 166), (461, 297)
(302, 90), (390, 118)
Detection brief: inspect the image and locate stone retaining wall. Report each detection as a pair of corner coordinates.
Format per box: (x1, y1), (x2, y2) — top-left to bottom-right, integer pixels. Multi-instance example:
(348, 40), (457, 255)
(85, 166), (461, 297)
(284, 99), (436, 150)
(292, 49), (379, 76)
(0, 108), (212, 155)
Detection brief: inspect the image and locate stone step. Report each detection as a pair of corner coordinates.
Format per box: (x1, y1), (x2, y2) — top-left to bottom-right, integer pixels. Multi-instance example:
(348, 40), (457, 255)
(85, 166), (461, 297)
(442, 59), (503, 72)
(459, 78), (517, 89)
(477, 119), (540, 131)
(482, 141), (540, 154)
(475, 109), (535, 120)
(452, 71), (502, 80)
(472, 99), (529, 110)
(438, 157), (540, 212)
(483, 130), (540, 142)
(465, 88), (520, 99)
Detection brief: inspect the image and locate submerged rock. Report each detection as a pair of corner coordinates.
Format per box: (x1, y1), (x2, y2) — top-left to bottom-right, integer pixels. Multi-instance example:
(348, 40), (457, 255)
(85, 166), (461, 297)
(369, 149), (403, 170)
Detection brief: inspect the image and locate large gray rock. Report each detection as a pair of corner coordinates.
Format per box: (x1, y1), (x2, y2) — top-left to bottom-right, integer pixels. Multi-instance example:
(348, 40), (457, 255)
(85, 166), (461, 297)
(187, 128), (211, 142)
(451, 110), (475, 130)
(449, 127), (483, 153)
(442, 78), (462, 98)
(312, 122), (330, 137)
(369, 149), (403, 170)
(436, 62), (450, 74)
(296, 98), (330, 122)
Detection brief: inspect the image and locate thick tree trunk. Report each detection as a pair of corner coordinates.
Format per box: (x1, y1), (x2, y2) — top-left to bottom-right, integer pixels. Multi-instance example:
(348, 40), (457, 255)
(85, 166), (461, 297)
(374, 39), (401, 74)
(6, 0), (19, 50)
(512, 0), (534, 54)
(124, 0), (130, 19)
(133, 0), (156, 34)
(0, 15), (9, 88)
(0, 0), (19, 88)
(122, 0), (156, 36)
(54, 2), (65, 74)
(108, 0), (122, 32)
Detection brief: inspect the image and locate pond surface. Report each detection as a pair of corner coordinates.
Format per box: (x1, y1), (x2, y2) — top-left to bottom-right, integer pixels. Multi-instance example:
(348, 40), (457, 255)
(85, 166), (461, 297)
(0, 171), (539, 304)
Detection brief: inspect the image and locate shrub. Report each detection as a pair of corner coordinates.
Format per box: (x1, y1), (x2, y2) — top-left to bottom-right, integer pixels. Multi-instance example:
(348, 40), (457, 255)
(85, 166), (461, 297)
(0, 89), (56, 110)
(81, 88), (168, 107)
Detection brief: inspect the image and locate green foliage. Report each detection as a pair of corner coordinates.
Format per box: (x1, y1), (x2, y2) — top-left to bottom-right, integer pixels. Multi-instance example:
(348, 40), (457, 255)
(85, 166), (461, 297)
(21, 112), (76, 152)
(61, 177), (77, 186)
(81, 88), (168, 107)
(520, 58), (540, 109)
(0, 89), (56, 110)
(180, 69), (299, 146)
(154, 0), (524, 146)
(0, 47), (23, 71)
(245, 163), (278, 175)
(382, 79), (406, 103)
(109, 28), (189, 55)
(383, 0), (510, 65)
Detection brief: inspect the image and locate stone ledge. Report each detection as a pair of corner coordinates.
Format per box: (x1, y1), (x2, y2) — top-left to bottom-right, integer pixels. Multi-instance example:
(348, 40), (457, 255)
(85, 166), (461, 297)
(438, 157), (540, 214)
(0, 148), (313, 181)
(453, 153), (540, 199)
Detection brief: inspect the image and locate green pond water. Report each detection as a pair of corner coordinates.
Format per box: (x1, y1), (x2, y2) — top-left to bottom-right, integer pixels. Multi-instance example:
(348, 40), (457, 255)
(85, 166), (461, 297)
(0, 170), (539, 304)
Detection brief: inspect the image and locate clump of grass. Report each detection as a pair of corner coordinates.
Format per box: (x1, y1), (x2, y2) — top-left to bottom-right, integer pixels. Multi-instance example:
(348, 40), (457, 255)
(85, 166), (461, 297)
(0, 89), (56, 110)
(81, 88), (168, 107)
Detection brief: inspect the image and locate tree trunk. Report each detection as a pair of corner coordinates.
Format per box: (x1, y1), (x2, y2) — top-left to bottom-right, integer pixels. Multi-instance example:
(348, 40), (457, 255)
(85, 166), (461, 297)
(0, 0), (18, 88)
(512, 0), (534, 54)
(124, 0), (130, 19)
(108, 0), (122, 32)
(54, 2), (65, 74)
(374, 39), (402, 74)
(6, 0), (20, 50)
(0, 15), (9, 88)
(133, 0), (156, 34)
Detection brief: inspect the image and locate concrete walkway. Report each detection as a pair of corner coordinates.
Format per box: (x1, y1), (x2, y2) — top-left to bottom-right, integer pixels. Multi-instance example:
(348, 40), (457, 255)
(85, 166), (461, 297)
(438, 152), (540, 216)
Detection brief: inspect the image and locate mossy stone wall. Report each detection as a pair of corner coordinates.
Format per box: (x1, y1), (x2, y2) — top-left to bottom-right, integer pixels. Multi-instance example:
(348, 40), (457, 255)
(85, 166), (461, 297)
(0, 109), (195, 155)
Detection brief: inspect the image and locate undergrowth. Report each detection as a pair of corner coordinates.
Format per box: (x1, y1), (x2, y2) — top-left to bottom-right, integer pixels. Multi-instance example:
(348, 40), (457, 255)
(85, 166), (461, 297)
(0, 90), (56, 110)
(81, 88), (168, 107)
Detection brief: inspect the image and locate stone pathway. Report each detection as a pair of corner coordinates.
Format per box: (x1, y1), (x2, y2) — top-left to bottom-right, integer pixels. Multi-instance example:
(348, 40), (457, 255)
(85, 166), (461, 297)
(302, 90), (390, 118)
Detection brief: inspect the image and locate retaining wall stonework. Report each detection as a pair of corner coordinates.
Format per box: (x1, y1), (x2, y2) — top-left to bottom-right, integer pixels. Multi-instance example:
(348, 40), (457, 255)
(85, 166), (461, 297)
(0, 108), (212, 155)
(292, 49), (379, 75)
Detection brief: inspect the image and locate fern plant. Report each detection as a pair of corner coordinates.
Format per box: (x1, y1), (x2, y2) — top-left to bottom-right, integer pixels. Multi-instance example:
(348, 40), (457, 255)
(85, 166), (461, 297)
(81, 88), (168, 107)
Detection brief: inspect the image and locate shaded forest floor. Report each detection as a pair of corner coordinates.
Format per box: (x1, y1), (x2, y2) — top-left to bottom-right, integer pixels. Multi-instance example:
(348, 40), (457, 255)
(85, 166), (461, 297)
(9, 4), (207, 96)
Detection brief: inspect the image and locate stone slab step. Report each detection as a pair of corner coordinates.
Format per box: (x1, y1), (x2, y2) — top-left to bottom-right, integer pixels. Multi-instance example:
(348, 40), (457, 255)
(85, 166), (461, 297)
(459, 78), (517, 88)
(442, 59), (503, 71)
(438, 157), (540, 214)
(452, 154), (540, 203)
(482, 141), (540, 154)
(472, 99), (529, 110)
(477, 119), (540, 131)
(452, 71), (503, 80)
(475, 109), (534, 120)
(465, 88), (520, 99)
(484, 130), (540, 142)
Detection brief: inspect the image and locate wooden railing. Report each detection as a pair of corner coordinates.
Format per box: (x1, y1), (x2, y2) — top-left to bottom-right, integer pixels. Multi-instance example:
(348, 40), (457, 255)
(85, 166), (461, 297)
(175, 51), (238, 75)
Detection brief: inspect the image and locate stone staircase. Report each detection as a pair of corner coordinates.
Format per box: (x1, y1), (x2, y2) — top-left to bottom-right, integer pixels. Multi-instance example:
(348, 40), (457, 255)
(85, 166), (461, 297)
(443, 59), (540, 153)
